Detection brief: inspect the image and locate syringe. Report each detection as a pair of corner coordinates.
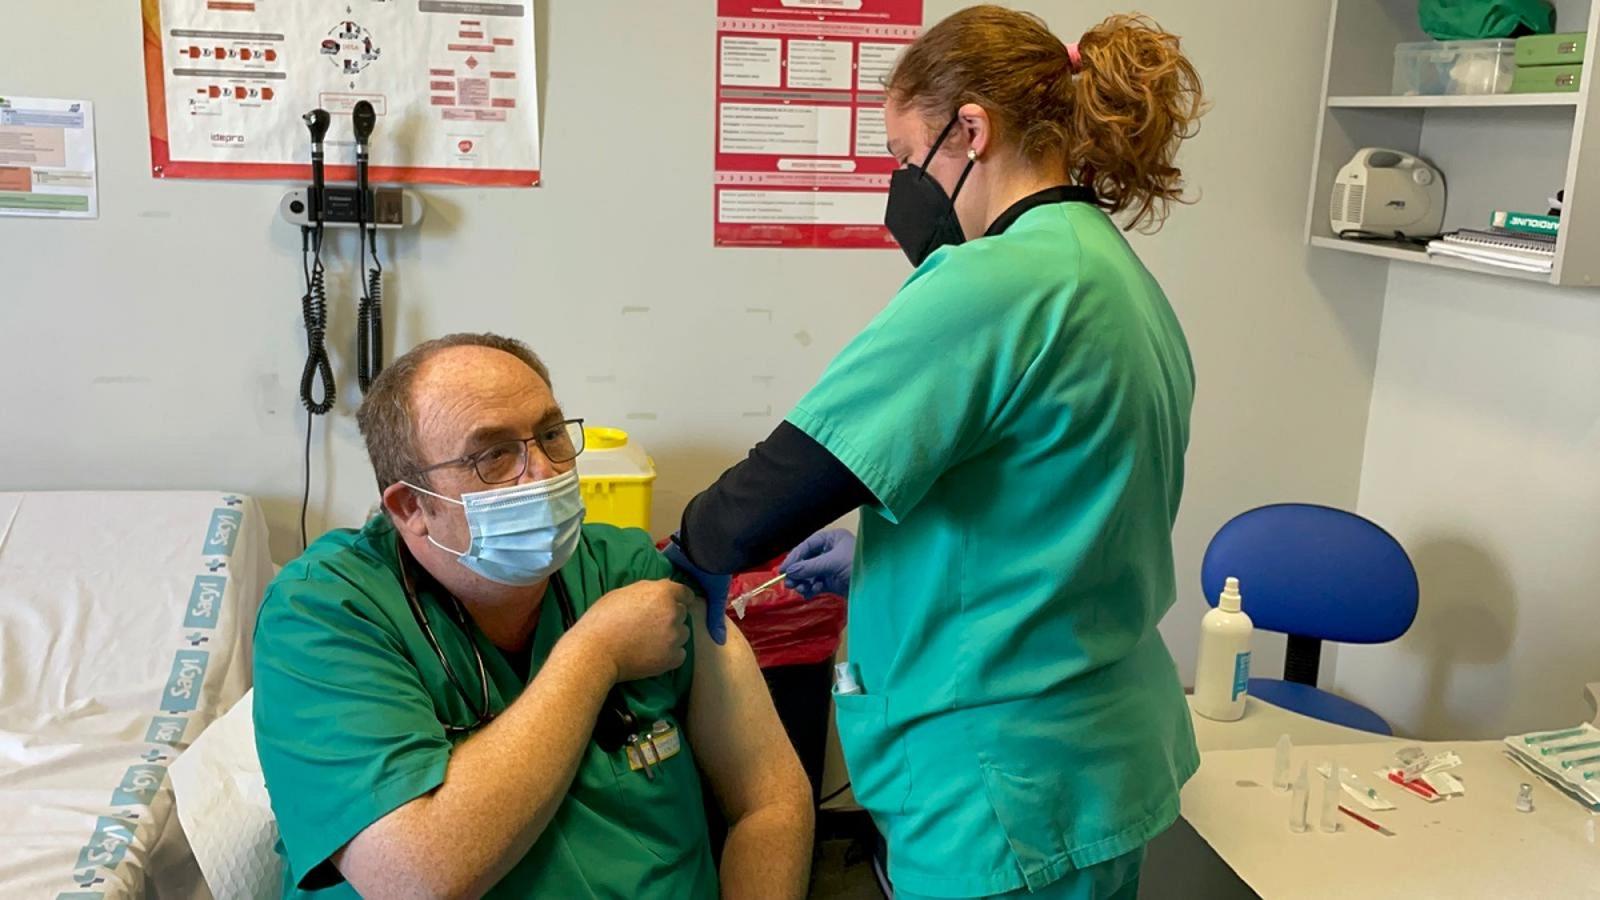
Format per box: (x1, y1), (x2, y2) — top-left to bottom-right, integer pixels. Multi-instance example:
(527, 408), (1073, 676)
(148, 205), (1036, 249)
(731, 572), (788, 619)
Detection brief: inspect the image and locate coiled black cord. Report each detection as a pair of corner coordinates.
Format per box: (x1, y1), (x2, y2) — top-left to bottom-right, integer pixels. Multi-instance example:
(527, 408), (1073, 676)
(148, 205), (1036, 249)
(1337, 228), (1441, 248)
(357, 225), (384, 393)
(299, 225), (334, 550)
(299, 226), (335, 415)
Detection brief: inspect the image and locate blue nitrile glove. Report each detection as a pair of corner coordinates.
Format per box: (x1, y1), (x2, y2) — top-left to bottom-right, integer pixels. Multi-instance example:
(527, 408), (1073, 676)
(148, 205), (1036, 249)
(781, 529), (856, 599)
(662, 537), (730, 646)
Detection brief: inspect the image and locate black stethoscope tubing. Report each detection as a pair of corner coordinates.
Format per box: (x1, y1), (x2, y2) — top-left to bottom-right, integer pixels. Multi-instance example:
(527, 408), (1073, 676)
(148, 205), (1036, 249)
(398, 536), (640, 749)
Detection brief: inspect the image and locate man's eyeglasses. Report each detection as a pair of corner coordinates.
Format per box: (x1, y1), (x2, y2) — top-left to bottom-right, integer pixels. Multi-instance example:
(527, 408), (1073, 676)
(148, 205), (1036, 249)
(414, 418), (586, 486)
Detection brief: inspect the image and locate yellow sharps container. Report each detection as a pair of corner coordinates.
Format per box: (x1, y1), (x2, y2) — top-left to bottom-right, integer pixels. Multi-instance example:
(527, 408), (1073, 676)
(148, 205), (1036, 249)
(575, 427), (657, 532)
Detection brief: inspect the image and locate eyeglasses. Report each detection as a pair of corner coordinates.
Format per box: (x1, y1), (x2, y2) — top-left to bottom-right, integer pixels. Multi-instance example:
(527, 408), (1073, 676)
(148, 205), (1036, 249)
(414, 418), (586, 486)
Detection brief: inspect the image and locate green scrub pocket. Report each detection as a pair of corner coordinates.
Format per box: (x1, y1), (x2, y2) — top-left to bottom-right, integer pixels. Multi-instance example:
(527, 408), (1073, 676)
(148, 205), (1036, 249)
(833, 691), (914, 817)
(977, 754), (1074, 890)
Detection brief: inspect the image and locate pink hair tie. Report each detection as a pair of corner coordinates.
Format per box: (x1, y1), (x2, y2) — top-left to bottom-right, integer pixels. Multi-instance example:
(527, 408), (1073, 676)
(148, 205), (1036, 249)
(1065, 41), (1083, 73)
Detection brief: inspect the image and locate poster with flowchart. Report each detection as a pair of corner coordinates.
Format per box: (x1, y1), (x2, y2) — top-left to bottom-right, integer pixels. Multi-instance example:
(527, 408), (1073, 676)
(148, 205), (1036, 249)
(141, 0), (540, 185)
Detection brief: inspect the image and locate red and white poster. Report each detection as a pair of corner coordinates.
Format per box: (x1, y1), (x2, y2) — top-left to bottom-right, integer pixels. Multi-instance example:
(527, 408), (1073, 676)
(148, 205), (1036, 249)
(140, 0), (540, 185)
(714, 0), (922, 249)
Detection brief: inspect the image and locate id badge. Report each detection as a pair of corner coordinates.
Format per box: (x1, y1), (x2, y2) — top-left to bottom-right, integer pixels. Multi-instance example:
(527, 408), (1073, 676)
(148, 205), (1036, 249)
(625, 719), (682, 772)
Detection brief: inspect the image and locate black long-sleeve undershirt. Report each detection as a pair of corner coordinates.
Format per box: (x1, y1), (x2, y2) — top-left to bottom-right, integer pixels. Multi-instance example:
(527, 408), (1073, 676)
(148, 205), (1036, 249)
(676, 421), (874, 574)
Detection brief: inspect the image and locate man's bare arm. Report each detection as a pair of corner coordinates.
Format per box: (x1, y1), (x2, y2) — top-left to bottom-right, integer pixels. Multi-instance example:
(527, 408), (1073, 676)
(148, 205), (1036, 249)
(686, 606), (814, 899)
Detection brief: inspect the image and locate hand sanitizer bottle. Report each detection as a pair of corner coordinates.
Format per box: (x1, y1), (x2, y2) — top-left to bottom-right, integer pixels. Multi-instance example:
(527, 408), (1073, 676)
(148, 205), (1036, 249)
(1194, 577), (1253, 721)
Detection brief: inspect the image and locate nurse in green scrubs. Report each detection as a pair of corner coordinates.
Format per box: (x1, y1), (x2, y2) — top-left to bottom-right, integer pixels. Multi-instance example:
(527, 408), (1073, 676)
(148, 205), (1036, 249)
(671, 8), (1208, 899)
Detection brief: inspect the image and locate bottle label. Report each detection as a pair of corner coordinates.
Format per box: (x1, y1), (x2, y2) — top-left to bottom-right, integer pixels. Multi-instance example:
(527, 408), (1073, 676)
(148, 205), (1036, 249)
(1232, 651), (1251, 701)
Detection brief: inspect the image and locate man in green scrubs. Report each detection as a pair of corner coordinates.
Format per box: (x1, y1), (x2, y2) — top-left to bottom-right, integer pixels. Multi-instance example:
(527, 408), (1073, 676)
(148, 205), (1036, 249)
(253, 333), (813, 899)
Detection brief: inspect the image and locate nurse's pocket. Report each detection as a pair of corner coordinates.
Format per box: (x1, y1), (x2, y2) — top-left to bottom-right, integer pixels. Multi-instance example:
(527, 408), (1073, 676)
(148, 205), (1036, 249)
(976, 754), (1072, 885)
(832, 691), (913, 817)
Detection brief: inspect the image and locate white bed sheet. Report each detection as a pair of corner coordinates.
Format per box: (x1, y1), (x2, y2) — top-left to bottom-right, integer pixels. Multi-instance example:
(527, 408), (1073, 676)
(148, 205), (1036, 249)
(0, 492), (272, 900)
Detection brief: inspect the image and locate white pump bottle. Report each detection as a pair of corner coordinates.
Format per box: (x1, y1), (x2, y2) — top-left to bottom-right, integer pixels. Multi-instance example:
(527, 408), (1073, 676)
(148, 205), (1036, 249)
(1193, 577), (1253, 721)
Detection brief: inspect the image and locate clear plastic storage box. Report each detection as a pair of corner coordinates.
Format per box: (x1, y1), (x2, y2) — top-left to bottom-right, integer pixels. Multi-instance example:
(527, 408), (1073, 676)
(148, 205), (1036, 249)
(1393, 39), (1517, 95)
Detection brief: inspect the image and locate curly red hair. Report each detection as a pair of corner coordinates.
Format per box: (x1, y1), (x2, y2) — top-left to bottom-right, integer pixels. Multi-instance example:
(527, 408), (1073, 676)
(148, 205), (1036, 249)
(888, 7), (1206, 232)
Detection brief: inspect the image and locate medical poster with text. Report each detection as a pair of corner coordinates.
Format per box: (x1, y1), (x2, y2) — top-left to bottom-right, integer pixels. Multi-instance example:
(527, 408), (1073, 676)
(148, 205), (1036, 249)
(715, 0), (922, 248)
(140, 0), (540, 185)
(0, 96), (98, 219)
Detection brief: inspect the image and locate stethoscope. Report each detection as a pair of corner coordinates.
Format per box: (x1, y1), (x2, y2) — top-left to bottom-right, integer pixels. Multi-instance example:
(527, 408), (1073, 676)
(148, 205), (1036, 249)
(397, 538), (657, 771)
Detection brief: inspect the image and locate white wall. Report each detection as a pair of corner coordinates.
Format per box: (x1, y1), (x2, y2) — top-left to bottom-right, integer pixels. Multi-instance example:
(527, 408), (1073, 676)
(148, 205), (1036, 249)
(0, 1), (1384, 683)
(1336, 264), (1600, 740)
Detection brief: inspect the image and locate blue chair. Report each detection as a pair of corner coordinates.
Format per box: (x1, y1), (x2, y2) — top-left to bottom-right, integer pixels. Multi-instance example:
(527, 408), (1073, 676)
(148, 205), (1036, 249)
(1201, 504), (1419, 735)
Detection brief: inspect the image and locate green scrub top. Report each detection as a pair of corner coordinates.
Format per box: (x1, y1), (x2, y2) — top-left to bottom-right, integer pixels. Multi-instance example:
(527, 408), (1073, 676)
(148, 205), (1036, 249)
(252, 519), (717, 900)
(789, 200), (1199, 897)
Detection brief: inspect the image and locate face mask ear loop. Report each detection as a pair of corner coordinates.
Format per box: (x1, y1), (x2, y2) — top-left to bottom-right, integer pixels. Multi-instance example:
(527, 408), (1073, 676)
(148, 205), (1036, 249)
(403, 481), (464, 507)
(426, 533), (470, 557)
(403, 481), (469, 555)
(918, 112), (963, 174)
(949, 148), (978, 204)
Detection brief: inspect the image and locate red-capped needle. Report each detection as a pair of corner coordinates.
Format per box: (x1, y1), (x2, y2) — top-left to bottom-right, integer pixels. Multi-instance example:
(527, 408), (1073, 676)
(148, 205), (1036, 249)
(1387, 771), (1438, 799)
(1338, 805), (1396, 836)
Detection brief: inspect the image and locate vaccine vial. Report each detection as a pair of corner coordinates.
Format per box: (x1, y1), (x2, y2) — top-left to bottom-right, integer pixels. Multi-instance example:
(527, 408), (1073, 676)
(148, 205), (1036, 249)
(1273, 734), (1293, 792)
(1289, 763), (1310, 833)
(1320, 760), (1341, 832)
(1516, 783), (1535, 813)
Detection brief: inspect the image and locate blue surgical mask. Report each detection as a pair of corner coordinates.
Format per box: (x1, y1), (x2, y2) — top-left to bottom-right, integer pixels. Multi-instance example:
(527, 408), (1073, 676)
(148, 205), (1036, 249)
(404, 469), (586, 586)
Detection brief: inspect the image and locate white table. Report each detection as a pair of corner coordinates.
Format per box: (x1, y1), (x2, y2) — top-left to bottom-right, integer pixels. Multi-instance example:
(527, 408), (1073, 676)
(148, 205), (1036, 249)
(1171, 692), (1600, 899)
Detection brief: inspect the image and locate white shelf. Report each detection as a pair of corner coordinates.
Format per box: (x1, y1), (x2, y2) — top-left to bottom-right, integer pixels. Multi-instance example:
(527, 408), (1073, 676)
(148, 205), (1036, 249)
(1309, 236), (1554, 284)
(1328, 93), (1581, 109)
(1307, 0), (1600, 287)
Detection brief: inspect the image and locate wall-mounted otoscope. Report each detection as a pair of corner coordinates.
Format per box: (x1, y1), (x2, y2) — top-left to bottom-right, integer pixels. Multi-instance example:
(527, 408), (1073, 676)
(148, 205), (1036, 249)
(298, 108), (335, 419)
(351, 100), (383, 393)
(285, 103), (424, 546)
(304, 108), (330, 225)
(279, 106), (420, 231)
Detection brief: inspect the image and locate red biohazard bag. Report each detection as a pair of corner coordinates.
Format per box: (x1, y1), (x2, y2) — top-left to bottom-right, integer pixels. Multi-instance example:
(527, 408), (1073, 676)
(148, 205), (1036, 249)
(656, 542), (846, 669)
(727, 556), (846, 668)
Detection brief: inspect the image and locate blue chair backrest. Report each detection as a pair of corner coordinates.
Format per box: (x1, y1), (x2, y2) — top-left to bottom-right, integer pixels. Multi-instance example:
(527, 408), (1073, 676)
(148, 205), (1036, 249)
(1201, 504), (1419, 643)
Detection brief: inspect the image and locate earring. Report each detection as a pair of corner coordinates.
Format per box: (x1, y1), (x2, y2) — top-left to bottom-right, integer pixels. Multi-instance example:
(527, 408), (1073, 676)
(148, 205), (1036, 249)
(968, 149), (978, 161)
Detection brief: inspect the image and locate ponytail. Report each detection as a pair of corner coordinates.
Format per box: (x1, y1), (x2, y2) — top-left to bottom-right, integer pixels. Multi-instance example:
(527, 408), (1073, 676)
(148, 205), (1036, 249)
(1070, 15), (1205, 232)
(888, 7), (1206, 233)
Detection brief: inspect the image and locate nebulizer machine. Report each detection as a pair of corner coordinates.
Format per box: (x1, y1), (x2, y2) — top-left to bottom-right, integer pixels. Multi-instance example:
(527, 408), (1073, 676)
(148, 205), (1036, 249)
(1331, 149), (1447, 243)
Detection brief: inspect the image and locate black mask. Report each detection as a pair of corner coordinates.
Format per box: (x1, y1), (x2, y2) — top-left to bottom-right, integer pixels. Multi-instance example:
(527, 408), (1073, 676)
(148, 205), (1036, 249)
(885, 114), (977, 267)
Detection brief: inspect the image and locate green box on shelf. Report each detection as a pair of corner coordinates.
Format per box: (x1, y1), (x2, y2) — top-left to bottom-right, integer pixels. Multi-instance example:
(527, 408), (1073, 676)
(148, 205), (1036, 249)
(1512, 63), (1583, 93)
(1514, 32), (1586, 67)
(1491, 210), (1560, 236)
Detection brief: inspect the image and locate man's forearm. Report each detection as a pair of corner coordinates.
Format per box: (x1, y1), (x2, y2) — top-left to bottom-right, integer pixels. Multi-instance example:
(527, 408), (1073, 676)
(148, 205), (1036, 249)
(718, 793), (815, 899)
(338, 631), (614, 898)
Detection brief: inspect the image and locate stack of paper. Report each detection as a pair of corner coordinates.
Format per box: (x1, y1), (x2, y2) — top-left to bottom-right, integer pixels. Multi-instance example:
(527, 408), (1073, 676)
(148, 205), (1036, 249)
(1502, 723), (1600, 811)
(1428, 230), (1555, 274)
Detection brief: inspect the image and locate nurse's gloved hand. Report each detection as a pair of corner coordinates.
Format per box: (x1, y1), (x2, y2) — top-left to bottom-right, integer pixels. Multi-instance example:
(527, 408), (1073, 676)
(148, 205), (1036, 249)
(782, 529), (856, 599)
(661, 538), (730, 646)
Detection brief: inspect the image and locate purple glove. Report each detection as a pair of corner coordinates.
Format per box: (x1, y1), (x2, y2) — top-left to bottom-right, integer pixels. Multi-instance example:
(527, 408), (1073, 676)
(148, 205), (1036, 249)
(781, 529), (856, 599)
